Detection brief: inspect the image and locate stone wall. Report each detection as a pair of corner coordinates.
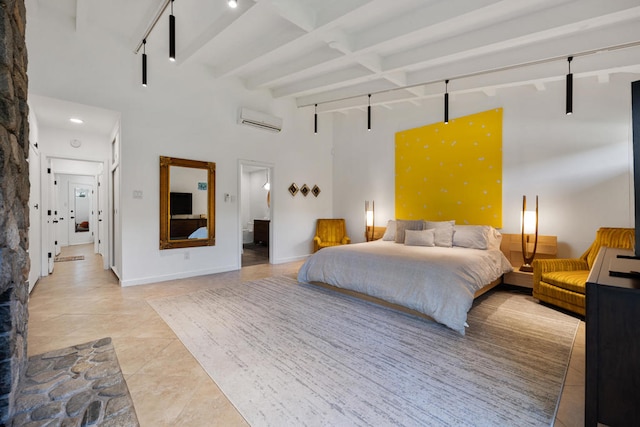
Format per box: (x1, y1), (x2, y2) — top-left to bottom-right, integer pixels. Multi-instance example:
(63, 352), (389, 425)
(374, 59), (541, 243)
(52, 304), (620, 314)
(0, 0), (30, 423)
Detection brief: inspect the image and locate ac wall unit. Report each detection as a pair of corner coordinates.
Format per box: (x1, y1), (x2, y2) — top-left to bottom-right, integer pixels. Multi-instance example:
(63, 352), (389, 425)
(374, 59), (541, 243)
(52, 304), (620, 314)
(238, 108), (283, 133)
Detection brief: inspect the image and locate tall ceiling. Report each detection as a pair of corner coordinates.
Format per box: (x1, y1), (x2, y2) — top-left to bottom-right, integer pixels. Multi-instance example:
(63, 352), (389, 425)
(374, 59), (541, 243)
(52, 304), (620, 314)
(28, 0), (640, 118)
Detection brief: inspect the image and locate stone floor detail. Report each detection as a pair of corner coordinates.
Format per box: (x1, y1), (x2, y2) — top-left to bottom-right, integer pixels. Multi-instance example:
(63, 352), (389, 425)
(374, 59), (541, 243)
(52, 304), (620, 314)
(11, 337), (139, 426)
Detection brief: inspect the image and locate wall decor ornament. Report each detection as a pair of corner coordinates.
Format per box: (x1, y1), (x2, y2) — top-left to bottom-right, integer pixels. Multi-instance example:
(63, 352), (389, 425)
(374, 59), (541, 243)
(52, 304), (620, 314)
(300, 184), (310, 197)
(312, 185), (321, 197)
(288, 183), (299, 196)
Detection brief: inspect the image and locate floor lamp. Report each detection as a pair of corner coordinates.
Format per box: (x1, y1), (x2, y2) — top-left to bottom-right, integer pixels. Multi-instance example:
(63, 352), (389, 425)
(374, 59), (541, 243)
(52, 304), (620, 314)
(365, 201), (375, 241)
(520, 195), (539, 272)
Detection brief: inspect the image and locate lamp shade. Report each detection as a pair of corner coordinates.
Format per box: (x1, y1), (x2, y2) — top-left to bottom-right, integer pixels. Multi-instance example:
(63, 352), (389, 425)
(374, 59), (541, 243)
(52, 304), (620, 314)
(365, 200), (375, 226)
(522, 210), (537, 234)
(366, 210), (374, 227)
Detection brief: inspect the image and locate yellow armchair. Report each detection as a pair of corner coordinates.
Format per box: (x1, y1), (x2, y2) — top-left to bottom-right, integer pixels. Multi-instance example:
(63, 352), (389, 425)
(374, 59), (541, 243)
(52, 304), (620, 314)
(532, 227), (634, 315)
(313, 219), (351, 253)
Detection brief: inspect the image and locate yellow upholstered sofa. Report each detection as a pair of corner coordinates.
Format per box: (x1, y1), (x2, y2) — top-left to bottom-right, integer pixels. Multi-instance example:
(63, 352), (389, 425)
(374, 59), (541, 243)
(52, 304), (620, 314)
(532, 227), (634, 315)
(313, 219), (350, 253)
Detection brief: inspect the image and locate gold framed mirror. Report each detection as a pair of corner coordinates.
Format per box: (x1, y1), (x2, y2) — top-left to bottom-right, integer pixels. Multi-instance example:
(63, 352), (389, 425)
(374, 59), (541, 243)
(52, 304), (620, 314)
(160, 156), (216, 249)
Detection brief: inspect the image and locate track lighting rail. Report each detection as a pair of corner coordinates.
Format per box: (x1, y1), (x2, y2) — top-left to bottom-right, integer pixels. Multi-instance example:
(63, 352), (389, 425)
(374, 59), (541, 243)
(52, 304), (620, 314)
(300, 40), (640, 110)
(133, 0), (172, 54)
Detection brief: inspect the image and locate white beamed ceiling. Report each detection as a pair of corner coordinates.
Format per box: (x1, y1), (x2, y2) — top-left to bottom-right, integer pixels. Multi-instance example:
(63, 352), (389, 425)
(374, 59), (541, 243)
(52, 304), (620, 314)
(33, 0), (640, 113)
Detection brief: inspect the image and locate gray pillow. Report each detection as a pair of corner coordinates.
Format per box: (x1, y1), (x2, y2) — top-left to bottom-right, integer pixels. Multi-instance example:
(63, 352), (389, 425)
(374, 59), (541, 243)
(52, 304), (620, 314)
(395, 219), (425, 243)
(404, 229), (435, 247)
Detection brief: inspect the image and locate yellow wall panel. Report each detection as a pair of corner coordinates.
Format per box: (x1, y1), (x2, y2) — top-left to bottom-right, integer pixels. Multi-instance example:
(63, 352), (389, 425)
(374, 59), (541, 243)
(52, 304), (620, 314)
(395, 108), (502, 227)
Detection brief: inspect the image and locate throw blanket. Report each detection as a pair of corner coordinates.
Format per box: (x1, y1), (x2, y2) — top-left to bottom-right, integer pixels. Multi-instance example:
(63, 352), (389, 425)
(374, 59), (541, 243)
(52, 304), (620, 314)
(298, 240), (512, 334)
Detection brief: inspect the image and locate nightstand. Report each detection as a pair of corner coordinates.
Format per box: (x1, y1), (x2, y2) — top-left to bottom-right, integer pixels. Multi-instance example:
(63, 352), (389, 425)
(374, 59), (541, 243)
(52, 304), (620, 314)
(503, 270), (533, 288)
(500, 234), (558, 289)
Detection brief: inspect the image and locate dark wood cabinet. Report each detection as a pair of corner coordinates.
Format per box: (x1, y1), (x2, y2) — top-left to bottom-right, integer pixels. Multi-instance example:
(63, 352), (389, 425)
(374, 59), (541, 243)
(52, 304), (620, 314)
(254, 219), (269, 245)
(586, 247), (640, 427)
(170, 218), (207, 239)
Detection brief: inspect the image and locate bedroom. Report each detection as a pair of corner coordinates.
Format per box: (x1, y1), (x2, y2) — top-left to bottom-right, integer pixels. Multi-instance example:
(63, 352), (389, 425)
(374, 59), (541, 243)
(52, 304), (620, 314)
(23, 0), (639, 286)
(3, 0), (640, 425)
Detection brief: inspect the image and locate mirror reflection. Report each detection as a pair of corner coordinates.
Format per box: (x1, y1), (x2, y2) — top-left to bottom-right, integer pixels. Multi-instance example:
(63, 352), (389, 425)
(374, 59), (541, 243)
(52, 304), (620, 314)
(169, 166), (208, 239)
(74, 187), (91, 232)
(160, 156), (216, 249)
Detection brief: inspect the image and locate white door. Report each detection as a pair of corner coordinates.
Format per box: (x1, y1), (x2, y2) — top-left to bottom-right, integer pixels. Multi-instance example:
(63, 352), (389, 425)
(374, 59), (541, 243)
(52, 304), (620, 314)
(27, 143), (41, 292)
(46, 165), (56, 273)
(97, 173), (106, 262)
(111, 164), (121, 277)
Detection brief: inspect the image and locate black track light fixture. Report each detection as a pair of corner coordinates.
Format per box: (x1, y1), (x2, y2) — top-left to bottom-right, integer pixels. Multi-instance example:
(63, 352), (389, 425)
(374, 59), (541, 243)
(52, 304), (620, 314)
(566, 56), (573, 115)
(314, 104), (318, 134)
(169, 0), (176, 62)
(367, 94), (371, 131)
(142, 39), (147, 87)
(444, 79), (449, 124)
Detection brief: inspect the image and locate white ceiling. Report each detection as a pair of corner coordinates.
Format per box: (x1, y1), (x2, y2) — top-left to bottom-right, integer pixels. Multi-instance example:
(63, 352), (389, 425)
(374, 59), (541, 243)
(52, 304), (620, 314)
(28, 94), (121, 136)
(28, 0), (640, 126)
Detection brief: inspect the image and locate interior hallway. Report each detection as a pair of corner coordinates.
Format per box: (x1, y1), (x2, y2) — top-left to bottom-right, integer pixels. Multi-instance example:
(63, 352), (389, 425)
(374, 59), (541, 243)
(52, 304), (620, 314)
(27, 244), (584, 426)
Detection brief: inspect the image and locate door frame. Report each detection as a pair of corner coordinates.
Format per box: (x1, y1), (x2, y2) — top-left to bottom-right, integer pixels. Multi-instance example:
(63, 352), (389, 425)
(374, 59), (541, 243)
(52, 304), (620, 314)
(40, 156), (111, 277)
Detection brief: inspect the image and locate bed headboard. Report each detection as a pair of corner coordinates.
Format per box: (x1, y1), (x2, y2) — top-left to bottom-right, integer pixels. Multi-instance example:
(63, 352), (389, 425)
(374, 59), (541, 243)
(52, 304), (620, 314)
(394, 108), (503, 227)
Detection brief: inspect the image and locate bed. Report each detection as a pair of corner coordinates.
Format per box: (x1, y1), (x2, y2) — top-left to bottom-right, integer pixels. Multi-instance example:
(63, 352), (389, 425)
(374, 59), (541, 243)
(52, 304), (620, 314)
(297, 222), (513, 334)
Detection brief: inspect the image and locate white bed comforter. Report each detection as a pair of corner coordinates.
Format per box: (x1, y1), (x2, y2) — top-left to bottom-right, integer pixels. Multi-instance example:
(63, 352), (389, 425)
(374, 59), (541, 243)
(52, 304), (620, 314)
(297, 240), (513, 334)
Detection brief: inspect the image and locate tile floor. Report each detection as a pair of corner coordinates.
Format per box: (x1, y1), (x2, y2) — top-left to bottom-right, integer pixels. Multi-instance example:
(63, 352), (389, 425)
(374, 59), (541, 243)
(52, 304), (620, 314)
(241, 243), (269, 267)
(27, 244), (585, 426)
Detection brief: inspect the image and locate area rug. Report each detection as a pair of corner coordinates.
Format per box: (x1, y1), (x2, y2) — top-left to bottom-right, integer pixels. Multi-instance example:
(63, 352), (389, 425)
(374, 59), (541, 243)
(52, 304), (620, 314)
(149, 276), (579, 426)
(54, 255), (84, 262)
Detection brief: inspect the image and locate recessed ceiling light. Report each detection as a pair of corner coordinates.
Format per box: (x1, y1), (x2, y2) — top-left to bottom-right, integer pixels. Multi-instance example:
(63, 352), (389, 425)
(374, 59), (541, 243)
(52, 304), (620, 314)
(228, 0), (238, 8)
(69, 118), (84, 124)
(70, 139), (82, 148)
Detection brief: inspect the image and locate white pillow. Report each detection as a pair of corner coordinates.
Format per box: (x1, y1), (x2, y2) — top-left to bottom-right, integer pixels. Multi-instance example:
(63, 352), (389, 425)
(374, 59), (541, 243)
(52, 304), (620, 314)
(488, 227), (503, 250)
(424, 220), (455, 247)
(382, 220), (396, 241)
(404, 229), (435, 247)
(453, 225), (493, 250)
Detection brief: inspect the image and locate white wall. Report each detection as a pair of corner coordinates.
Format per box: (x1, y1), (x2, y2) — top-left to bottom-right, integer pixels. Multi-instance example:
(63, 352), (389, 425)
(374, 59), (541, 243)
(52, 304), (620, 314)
(37, 127), (112, 165)
(333, 73), (638, 257)
(26, 6), (334, 285)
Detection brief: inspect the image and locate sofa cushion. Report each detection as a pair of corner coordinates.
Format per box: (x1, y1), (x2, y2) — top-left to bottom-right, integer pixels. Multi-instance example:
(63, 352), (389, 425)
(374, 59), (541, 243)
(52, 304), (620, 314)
(541, 270), (590, 295)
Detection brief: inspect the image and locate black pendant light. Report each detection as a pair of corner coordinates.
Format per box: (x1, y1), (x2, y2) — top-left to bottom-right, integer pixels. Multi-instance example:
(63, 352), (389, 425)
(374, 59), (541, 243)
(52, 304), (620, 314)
(566, 56), (573, 115)
(169, 0), (176, 62)
(367, 94), (371, 131)
(314, 104), (318, 134)
(142, 39), (147, 87)
(444, 79), (449, 124)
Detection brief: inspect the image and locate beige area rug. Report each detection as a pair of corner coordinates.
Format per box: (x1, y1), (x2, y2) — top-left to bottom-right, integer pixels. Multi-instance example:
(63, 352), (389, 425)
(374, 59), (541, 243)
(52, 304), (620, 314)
(149, 276), (579, 426)
(54, 255), (85, 262)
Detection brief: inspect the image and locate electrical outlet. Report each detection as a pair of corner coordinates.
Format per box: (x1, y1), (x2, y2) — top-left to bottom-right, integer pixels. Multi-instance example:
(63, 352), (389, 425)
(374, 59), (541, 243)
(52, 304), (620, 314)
(133, 190), (143, 199)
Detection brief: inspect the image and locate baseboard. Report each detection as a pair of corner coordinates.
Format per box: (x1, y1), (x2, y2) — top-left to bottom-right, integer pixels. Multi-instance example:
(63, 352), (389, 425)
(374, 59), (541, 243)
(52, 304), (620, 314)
(120, 264), (238, 287)
(272, 254), (310, 264)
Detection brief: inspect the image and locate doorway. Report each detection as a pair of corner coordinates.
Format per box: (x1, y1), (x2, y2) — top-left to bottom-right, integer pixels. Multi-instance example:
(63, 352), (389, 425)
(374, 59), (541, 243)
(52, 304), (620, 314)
(239, 161), (273, 267)
(42, 158), (109, 277)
